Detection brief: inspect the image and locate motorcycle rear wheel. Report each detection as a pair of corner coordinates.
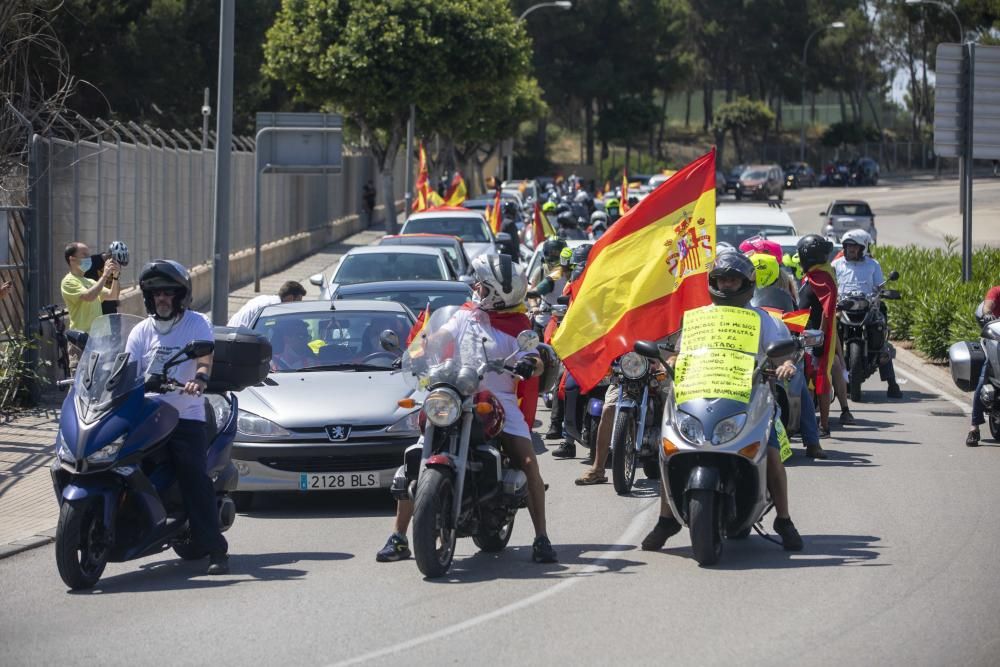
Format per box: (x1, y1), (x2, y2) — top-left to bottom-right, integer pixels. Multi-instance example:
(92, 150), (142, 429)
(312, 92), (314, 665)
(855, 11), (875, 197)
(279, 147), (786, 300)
(55, 498), (109, 590)
(989, 411), (1000, 441)
(848, 341), (864, 402)
(473, 515), (515, 553)
(689, 489), (723, 566)
(412, 468), (457, 578)
(611, 411), (637, 495)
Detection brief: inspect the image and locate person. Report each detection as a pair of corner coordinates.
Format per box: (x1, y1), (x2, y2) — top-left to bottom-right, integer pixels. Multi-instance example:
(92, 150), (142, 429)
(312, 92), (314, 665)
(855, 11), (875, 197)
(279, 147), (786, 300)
(362, 180), (377, 226)
(640, 252), (804, 552)
(269, 318), (320, 371)
(831, 229), (902, 399)
(499, 201), (522, 259)
(555, 210), (587, 241)
(604, 197), (621, 225)
(529, 238), (569, 301)
(376, 254), (558, 564)
(125, 260), (229, 575)
(82, 241), (130, 315)
(740, 236), (797, 303)
(966, 285), (1000, 446)
(589, 210), (609, 239)
(61, 242), (120, 369)
(227, 281), (307, 329)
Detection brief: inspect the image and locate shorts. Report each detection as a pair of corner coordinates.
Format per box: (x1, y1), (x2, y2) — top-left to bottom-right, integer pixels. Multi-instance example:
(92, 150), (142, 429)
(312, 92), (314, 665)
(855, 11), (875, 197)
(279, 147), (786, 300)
(497, 394), (531, 440)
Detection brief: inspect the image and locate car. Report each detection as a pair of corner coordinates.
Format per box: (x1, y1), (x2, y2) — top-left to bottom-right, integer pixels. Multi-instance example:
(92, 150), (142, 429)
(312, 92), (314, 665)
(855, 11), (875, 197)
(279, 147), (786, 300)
(765, 234), (843, 263)
(333, 279), (472, 315)
(819, 199), (877, 243)
(463, 192), (528, 219)
(502, 179), (539, 203)
(230, 300), (421, 506)
(715, 203), (798, 248)
(735, 164), (784, 201)
(377, 233), (473, 276)
(783, 162), (817, 189)
(724, 164), (748, 193)
(310, 246), (457, 299)
(647, 171), (677, 191)
(716, 170), (726, 195)
(400, 207), (507, 262)
(852, 157), (880, 186)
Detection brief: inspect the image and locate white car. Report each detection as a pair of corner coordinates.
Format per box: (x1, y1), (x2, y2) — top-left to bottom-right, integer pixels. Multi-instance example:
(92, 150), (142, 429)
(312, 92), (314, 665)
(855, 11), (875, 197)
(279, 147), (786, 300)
(310, 246), (457, 299)
(400, 208), (504, 262)
(766, 235), (843, 263)
(715, 203), (798, 249)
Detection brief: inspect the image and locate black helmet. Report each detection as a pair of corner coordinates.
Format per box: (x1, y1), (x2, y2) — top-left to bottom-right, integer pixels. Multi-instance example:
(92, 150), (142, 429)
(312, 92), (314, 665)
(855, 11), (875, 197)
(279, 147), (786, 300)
(796, 234), (833, 271)
(555, 202), (571, 217)
(708, 252), (756, 307)
(570, 261), (588, 283)
(570, 243), (593, 267)
(502, 200), (519, 219)
(556, 210), (577, 228)
(542, 238), (567, 264)
(139, 259), (192, 320)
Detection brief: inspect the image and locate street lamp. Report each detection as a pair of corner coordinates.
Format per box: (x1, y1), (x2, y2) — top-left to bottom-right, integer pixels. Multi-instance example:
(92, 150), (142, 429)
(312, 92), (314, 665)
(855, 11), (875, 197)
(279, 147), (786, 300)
(518, 1), (572, 23)
(800, 21), (846, 163)
(904, 0), (964, 42)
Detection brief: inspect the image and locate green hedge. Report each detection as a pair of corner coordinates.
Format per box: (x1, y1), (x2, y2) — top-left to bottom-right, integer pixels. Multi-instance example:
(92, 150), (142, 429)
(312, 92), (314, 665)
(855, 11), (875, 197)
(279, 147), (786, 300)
(876, 242), (1000, 360)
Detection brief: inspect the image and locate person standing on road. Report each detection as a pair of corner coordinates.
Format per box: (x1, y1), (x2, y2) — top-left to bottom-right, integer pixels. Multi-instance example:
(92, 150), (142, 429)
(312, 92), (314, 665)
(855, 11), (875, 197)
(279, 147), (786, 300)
(227, 281), (307, 329)
(82, 241), (130, 315)
(967, 285), (1000, 446)
(362, 180), (377, 226)
(61, 242), (120, 369)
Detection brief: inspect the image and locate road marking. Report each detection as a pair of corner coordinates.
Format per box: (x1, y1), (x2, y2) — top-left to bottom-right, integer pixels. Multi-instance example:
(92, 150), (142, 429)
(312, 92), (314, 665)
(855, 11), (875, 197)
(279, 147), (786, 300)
(329, 498), (658, 666)
(893, 367), (971, 416)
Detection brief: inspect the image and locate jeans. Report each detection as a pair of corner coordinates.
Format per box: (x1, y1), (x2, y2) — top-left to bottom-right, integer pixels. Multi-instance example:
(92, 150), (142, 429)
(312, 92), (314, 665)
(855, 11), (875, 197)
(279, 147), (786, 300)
(168, 419), (228, 555)
(798, 380), (821, 445)
(971, 363), (989, 427)
(879, 358), (898, 386)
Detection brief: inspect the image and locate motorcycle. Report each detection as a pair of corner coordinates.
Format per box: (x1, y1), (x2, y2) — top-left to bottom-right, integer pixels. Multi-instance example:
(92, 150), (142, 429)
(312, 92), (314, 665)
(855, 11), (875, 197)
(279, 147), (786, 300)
(837, 271), (901, 401)
(634, 322), (822, 566)
(750, 285), (809, 436)
(50, 314), (270, 589)
(608, 351), (664, 495)
(392, 305), (538, 578)
(948, 304), (1000, 442)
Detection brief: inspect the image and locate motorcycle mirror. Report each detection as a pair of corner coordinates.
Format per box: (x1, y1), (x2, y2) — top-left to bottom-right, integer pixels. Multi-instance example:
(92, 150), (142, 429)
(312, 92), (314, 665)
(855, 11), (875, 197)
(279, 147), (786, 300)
(765, 338), (798, 361)
(526, 290), (541, 299)
(556, 295), (570, 305)
(888, 270), (899, 281)
(66, 330), (88, 351)
(185, 340), (215, 359)
(633, 340), (662, 360)
(516, 330), (540, 352)
(379, 329), (401, 353)
(800, 329), (824, 349)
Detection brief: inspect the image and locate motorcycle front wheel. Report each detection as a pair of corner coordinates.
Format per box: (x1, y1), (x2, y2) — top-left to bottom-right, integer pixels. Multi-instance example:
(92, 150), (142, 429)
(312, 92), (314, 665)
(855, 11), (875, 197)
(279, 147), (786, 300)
(848, 341), (865, 402)
(55, 497), (109, 590)
(611, 411), (637, 495)
(689, 489), (723, 566)
(412, 468), (457, 578)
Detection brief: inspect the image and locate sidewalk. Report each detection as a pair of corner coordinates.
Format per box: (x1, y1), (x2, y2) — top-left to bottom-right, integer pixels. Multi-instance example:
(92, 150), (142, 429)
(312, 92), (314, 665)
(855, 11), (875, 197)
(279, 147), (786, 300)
(0, 227), (384, 559)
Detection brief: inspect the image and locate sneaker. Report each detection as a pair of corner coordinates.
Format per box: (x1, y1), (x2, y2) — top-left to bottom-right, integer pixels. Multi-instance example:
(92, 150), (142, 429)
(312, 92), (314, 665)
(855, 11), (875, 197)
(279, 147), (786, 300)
(818, 426), (831, 439)
(641, 517), (682, 551)
(805, 444), (828, 459)
(773, 517), (804, 551)
(887, 384), (903, 399)
(206, 552), (230, 575)
(532, 535), (558, 563)
(375, 533), (411, 562)
(839, 409), (856, 426)
(543, 426), (562, 440)
(966, 429), (981, 447)
(552, 442), (576, 459)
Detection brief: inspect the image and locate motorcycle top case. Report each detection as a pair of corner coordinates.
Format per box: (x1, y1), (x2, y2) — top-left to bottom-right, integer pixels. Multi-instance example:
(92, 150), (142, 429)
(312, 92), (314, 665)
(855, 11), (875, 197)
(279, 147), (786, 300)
(948, 340), (985, 392)
(208, 326), (272, 392)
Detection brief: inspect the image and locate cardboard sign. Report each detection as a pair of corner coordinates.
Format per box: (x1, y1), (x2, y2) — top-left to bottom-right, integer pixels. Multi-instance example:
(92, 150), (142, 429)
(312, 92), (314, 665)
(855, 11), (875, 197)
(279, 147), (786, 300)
(680, 306), (760, 354)
(675, 348), (755, 404)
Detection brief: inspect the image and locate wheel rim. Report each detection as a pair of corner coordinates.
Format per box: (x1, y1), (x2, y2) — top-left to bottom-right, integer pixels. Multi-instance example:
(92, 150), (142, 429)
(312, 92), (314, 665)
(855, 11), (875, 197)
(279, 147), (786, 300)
(433, 486), (456, 567)
(78, 504), (108, 577)
(624, 420), (637, 483)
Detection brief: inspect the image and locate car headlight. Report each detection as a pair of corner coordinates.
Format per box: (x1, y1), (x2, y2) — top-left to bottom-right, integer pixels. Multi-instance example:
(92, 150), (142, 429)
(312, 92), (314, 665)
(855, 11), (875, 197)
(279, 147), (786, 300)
(386, 410), (421, 433)
(87, 435), (126, 464)
(712, 413), (747, 445)
(56, 431), (75, 462)
(619, 352), (648, 380)
(423, 388), (462, 427)
(676, 410), (704, 444)
(237, 410), (290, 437)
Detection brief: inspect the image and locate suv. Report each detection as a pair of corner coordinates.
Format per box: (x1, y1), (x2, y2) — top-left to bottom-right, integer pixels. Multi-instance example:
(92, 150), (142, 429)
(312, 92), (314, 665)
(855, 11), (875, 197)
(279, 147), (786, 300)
(819, 200), (877, 243)
(735, 164), (784, 201)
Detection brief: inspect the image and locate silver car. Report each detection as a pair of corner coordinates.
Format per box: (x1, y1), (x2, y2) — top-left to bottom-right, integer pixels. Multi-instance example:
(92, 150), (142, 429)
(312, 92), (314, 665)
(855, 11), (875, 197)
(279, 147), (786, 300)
(230, 300), (421, 509)
(819, 199), (877, 243)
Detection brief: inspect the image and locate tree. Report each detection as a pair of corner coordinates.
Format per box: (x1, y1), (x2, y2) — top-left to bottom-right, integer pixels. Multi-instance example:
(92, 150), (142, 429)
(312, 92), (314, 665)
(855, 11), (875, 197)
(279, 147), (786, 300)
(264, 0), (533, 230)
(713, 97), (775, 163)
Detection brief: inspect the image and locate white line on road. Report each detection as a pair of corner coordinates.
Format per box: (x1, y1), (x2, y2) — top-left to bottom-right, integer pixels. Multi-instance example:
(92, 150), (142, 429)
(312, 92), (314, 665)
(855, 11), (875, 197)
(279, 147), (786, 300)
(894, 367), (972, 416)
(329, 497), (658, 667)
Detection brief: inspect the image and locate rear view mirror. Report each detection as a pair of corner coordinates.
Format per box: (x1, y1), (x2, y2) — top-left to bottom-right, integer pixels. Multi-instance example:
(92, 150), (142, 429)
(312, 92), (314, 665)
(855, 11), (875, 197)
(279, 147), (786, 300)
(185, 340), (215, 359)
(496, 232), (512, 244)
(765, 338), (798, 361)
(516, 330), (540, 352)
(309, 273), (324, 287)
(379, 330), (401, 353)
(819, 211), (827, 216)
(526, 290), (541, 299)
(459, 275), (475, 286)
(888, 270), (899, 281)
(633, 340), (663, 360)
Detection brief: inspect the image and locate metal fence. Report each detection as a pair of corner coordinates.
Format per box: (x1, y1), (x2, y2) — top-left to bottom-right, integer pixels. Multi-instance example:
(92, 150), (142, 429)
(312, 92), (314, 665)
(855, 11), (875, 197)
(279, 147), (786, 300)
(740, 141), (948, 173)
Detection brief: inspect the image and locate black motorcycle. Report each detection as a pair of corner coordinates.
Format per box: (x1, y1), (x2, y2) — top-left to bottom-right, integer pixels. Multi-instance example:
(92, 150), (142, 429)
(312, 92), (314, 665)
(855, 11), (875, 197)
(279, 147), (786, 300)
(608, 351), (663, 495)
(837, 271), (901, 401)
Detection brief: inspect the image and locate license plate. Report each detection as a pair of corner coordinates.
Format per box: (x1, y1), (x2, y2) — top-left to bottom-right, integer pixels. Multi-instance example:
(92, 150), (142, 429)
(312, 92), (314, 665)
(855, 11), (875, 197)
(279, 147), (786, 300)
(299, 472), (379, 490)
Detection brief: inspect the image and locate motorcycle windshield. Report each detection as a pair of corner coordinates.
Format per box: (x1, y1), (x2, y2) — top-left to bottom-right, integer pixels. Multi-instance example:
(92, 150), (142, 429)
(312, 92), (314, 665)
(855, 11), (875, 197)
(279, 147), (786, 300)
(74, 314), (145, 422)
(401, 304), (488, 392)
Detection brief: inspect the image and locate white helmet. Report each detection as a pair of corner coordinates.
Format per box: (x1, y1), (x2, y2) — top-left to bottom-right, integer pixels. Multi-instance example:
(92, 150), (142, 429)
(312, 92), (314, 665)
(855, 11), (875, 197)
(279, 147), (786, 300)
(470, 253), (527, 311)
(841, 229), (872, 254)
(108, 240), (130, 266)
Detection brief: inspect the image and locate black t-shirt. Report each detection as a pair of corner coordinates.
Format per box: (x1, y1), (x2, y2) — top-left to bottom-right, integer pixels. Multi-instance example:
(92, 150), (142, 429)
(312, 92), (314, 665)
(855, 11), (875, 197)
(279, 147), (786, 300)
(797, 280), (823, 330)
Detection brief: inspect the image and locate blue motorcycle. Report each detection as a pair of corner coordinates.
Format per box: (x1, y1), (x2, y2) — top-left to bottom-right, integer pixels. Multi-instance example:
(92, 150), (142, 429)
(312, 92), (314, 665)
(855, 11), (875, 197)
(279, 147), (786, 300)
(50, 314), (267, 589)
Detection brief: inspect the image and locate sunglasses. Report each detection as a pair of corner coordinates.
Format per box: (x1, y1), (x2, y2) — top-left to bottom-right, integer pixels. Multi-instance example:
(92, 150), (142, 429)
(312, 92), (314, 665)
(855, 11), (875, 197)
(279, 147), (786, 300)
(151, 289), (180, 298)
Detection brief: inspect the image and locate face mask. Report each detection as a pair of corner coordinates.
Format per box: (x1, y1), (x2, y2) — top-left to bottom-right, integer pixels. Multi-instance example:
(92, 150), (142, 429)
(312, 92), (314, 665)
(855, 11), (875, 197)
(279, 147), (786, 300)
(78, 257), (92, 273)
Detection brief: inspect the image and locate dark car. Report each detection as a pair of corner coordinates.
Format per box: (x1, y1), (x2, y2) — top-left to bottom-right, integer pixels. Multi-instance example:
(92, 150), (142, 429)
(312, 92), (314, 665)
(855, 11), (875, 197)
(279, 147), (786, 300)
(783, 162), (817, 189)
(724, 164), (748, 193)
(851, 158), (880, 186)
(735, 164), (784, 202)
(332, 280), (473, 315)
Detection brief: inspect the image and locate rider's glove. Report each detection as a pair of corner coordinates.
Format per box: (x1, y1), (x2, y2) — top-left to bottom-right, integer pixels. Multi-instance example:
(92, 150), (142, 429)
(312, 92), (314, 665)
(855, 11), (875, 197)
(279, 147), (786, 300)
(514, 358), (537, 380)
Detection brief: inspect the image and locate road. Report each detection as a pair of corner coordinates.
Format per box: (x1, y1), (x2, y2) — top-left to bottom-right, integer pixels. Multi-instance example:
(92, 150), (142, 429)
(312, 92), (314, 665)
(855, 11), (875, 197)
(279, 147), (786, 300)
(2, 369), (1000, 666)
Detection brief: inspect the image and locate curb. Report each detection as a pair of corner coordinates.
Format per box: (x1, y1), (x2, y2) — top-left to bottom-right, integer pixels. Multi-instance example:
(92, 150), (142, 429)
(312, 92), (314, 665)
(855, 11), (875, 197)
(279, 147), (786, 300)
(0, 529), (55, 561)
(892, 344), (972, 409)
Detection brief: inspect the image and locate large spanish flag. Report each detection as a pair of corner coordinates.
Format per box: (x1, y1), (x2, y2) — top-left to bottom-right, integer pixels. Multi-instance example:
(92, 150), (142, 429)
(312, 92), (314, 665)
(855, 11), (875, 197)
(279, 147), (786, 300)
(552, 149), (717, 392)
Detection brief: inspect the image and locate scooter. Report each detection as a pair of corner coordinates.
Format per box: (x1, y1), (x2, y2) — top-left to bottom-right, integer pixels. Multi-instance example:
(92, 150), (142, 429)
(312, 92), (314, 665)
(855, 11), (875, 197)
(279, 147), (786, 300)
(50, 314), (269, 589)
(949, 304), (1000, 442)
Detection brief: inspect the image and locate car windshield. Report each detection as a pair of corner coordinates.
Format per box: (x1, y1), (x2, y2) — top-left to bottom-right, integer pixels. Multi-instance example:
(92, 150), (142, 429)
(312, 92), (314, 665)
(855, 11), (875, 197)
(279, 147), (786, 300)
(335, 253), (446, 284)
(716, 225), (795, 247)
(741, 170), (768, 180)
(337, 287), (472, 314)
(75, 314), (145, 423)
(404, 217), (490, 242)
(830, 203), (872, 217)
(388, 239), (461, 267)
(254, 311), (413, 372)
(728, 166), (745, 177)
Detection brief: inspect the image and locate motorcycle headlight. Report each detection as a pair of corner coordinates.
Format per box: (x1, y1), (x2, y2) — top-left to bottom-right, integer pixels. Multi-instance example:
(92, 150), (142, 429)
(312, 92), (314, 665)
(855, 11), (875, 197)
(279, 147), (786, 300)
(237, 410), (290, 437)
(56, 431), (75, 462)
(676, 410), (704, 444)
(386, 409), (421, 433)
(712, 413), (747, 445)
(619, 352), (648, 380)
(424, 388), (462, 427)
(87, 435), (126, 464)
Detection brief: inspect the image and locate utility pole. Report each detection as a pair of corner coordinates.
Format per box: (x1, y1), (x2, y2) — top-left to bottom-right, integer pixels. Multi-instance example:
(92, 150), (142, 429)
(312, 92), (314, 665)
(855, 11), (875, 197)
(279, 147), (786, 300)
(210, 0), (235, 324)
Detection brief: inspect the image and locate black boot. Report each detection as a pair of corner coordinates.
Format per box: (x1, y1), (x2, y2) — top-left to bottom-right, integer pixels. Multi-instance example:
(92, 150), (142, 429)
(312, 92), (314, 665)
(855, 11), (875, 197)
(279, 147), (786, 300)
(773, 517), (804, 551)
(641, 517), (682, 551)
(545, 399), (565, 439)
(552, 440), (576, 459)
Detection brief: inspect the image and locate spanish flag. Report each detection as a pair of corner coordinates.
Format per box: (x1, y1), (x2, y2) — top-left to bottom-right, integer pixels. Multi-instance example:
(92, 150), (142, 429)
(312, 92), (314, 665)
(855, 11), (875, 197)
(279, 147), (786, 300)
(552, 149), (717, 392)
(487, 183), (503, 235)
(412, 143), (431, 212)
(406, 303), (431, 351)
(443, 172), (467, 206)
(761, 307), (812, 333)
(620, 167), (630, 213)
(531, 201), (556, 247)
(804, 264), (839, 396)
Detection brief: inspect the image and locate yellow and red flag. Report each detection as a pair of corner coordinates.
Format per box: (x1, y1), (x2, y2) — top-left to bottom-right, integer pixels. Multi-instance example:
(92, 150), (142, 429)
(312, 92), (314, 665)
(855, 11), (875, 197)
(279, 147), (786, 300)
(621, 167), (630, 213)
(443, 172), (467, 206)
(412, 143), (443, 212)
(531, 201), (557, 247)
(552, 149), (717, 392)
(760, 307), (812, 333)
(487, 183), (503, 235)
(406, 303), (431, 351)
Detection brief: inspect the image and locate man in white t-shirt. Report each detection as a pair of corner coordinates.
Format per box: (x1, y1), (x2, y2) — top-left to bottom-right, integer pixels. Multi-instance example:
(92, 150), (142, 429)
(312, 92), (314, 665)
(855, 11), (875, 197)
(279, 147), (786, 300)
(126, 259), (230, 575)
(227, 280), (306, 329)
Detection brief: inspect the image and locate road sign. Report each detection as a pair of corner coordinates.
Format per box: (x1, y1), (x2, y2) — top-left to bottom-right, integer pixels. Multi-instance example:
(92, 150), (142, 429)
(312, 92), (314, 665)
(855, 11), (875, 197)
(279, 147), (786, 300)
(255, 112), (343, 173)
(934, 43), (1000, 160)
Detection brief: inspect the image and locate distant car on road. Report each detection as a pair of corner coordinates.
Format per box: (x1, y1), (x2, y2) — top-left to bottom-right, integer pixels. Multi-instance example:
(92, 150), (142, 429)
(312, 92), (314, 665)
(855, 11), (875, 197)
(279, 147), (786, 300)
(333, 279), (472, 315)
(819, 199), (877, 243)
(377, 233), (472, 277)
(310, 246), (457, 299)
(735, 164), (784, 202)
(783, 162), (817, 189)
(400, 207), (506, 262)
(716, 203), (798, 248)
(724, 164), (748, 193)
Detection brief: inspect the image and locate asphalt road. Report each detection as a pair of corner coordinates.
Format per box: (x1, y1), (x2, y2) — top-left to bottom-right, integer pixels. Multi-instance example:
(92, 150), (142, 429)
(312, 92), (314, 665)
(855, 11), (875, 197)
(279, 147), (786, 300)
(2, 368), (999, 666)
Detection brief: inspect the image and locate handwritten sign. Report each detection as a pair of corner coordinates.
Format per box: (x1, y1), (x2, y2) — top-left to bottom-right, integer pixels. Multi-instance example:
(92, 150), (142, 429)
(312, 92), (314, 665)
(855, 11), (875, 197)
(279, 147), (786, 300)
(675, 348), (755, 404)
(680, 306), (760, 354)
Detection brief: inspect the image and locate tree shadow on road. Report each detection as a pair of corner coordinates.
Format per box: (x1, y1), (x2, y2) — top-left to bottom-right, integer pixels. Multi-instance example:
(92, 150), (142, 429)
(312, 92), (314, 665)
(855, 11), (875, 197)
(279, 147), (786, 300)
(241, 489), (396, 520)
(656, 533), (885, 570)
(70, 551), (354, 595)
